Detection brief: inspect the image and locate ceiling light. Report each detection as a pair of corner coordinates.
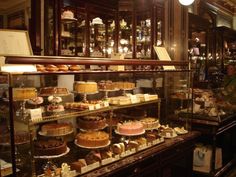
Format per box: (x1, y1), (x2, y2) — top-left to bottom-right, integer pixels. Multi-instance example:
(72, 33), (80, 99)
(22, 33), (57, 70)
(178, 0), (194, 6)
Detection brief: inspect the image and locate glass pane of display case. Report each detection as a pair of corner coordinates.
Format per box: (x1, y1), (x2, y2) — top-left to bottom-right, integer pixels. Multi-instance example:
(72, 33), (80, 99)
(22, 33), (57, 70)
(44, 0), (55, 55)
(60, 8), (77, 56)
(136, 11), (151, 59)
(76, 13), (86, 57)
(90, 17), (106, 58)
(119, 11), (133, 59)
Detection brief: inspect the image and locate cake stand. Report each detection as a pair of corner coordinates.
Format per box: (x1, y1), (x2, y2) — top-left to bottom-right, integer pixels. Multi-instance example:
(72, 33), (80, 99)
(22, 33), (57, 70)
(99, 89), (119, 99)
(34, 147), (70, 175)
(38, 130), (74, 137)
(74, 140), (110, 149)
(114, 130), (145, 137)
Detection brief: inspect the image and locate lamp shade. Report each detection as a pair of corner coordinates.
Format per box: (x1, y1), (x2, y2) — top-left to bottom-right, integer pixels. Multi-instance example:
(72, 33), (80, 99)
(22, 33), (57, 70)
(178, 0), (194, 6)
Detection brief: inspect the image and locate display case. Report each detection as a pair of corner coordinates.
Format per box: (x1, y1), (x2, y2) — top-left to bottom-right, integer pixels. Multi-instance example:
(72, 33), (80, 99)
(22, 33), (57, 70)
(0, 56), (195, 177)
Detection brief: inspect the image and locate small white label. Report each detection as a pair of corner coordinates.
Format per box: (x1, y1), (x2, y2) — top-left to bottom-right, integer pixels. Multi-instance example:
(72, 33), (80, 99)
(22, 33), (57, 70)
(88, 105), (94, 110)
(95, 104), (101, 109)
(144, 94), (150, 101)
(81, 166), (89, 174)
(30, 108), (42, 122)
(101, 157), (113, 165)
(104, 101), (109, 107)
(88, 162), (100, 170)
(114, 155), (120, 161)
(130, 95), (138, 104)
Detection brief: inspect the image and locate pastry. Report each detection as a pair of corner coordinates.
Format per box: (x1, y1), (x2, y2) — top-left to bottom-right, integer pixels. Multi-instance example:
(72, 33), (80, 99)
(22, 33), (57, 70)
(111, 143), (125, 154)
(47, 104), (64, 112)
(27, 97), (43, 105)
(34, 139), (67, 156)
(69, 65), (80, 71)
(39, 87), (69, 96)
(85, 151), (101, 165)
(57, 65), (69, 71)
(41, 123), (73, 136)
(70, 159), (87, 173)
(45, 64), (59, 72)
(76, 131), (109, 147)
(78, 116), (106, 130)
(36, 64), (45, 71)
(117, 121), (144, 135)
(100, 149), (113, 159)
(74, 81), (98, 93)
(48, 96), (62, 103)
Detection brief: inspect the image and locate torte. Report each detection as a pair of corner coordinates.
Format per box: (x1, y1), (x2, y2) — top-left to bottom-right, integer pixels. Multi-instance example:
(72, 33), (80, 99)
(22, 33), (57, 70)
(74, 81), (98, 93)
(0, 130), (29, 144)
(117, 121), (144, 135)
(78, 116), (106, 130)
(140, 117), (159, 129)
(76, 131), (109, 148)
(41, 123), (73, 136)
(13, 88), (37, 101)
(39, 87), (69, 96)
(34, 139), (67, 156)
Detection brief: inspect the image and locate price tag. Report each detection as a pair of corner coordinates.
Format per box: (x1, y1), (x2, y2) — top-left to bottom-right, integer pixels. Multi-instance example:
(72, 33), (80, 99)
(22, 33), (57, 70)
(130, 95), (138, 104)
(81, 166), (89, 174)
(101, 157), (113, 165)
(103, 101), (109, 107)
(30, 108), (42, 122)
(144, 94), (150, 101)
(88, 105), (94, 110)
(95, 104), (101, 109)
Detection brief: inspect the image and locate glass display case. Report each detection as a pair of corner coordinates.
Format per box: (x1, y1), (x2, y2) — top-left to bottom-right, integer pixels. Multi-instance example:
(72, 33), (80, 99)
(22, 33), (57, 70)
(1, 56), (193, 177)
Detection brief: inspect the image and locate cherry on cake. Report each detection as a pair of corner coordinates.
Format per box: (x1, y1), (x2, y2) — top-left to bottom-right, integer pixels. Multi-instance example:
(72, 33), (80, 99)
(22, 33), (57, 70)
(34, 139), (67, 156)
(78, 116), (106, 130)
(40, 122), (73, 136)
(76, 131), (109, 148)
(116, 121), (145, 135)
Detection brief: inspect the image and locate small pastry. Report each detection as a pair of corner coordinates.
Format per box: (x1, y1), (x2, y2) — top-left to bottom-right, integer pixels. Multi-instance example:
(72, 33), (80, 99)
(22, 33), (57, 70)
(45, 64), (59, 72)
(100, 149), (113, 159)
(111, 143), (122, 154)
(70, 159), (87, 172)
(36, 64), (45, 72)
(57, 65), (69, 71)
(69, 65), (80, 71)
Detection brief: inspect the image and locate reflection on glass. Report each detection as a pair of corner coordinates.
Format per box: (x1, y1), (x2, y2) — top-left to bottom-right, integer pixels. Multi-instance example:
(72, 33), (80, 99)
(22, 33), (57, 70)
(119, 12), (133, 59)
(76, 15), (86, 56)
(157, 21), (162, 46)
(90, 17), (105, 57)
(136, 12), (151, 59)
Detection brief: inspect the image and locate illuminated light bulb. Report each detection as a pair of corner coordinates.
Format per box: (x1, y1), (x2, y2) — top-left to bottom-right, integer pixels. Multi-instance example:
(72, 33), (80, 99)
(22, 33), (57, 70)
(178, 0), (194, 6)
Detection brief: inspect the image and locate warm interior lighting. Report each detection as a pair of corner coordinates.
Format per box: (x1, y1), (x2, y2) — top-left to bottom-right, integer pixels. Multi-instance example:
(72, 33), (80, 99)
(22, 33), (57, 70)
(178, 0), (194, 6)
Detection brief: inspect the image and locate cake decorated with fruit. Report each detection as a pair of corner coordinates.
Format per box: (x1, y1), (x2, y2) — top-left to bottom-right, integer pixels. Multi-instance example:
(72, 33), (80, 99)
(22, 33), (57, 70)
(40, 122), (73, 136)
(76, 131), (109, 148)
(74, 81), (98, 93)
(116, 121), (144, 135)
(78, 116), (106, 130)
(34, 139), (67, 156)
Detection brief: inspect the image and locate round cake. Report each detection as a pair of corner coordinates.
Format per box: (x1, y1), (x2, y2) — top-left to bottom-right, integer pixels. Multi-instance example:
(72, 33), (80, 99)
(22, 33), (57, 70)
(74, 81), (98, 93)
(41, 123), (73, 136)
(13, 88), (37, 101)
(76, 131), (109, 148)
(0, 130), (29, 144)
(140, 117), (159, 129)
(39, 87), (69, 96)
(117, 121), (144, 135)
(78, 116), (106, 130)
(34, 139), (67, 156)
(98, 80), (115, 90)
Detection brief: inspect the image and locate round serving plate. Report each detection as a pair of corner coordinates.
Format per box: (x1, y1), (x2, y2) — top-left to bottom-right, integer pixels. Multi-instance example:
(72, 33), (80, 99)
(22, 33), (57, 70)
(74, 140), (111, 149)
(34, 147), (70, 159)
(38, 130), (74, 137)
(114, 130), (145, 136)
(78, 124), (108, 132)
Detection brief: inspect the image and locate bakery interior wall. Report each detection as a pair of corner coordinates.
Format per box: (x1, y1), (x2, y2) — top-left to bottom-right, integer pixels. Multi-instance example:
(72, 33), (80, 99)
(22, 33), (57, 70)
(0, 0), (236, 62)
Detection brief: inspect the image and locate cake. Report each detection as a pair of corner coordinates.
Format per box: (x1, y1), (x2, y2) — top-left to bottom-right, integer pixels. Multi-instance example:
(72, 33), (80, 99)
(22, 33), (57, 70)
(111, 143), (125, 154)
(27, 97), (43, 105)
(13, 88), (37, 101)
(39, 87), (69, 96)
(78, 116), (106, 130)
(113, 82), (135, 90)
(0, 130), (29, 144)
(70, 159), (87, 173)
(34, 139), (67, 156)
(145, 130), (161, 142)
(108, 96), (131, 105)
(47, 104), (64, 112)
(85, 151), (102, 165)
(117, 121), (144, 135)
(98, 80), (115, 90)
(61, 10), (74, 19)
(160, 126), (177, 138)
(74, 81), (98, 93)
(140, 117), (159, 129)
(76, 131), (109, 148)
(41, 123), (73, 136)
